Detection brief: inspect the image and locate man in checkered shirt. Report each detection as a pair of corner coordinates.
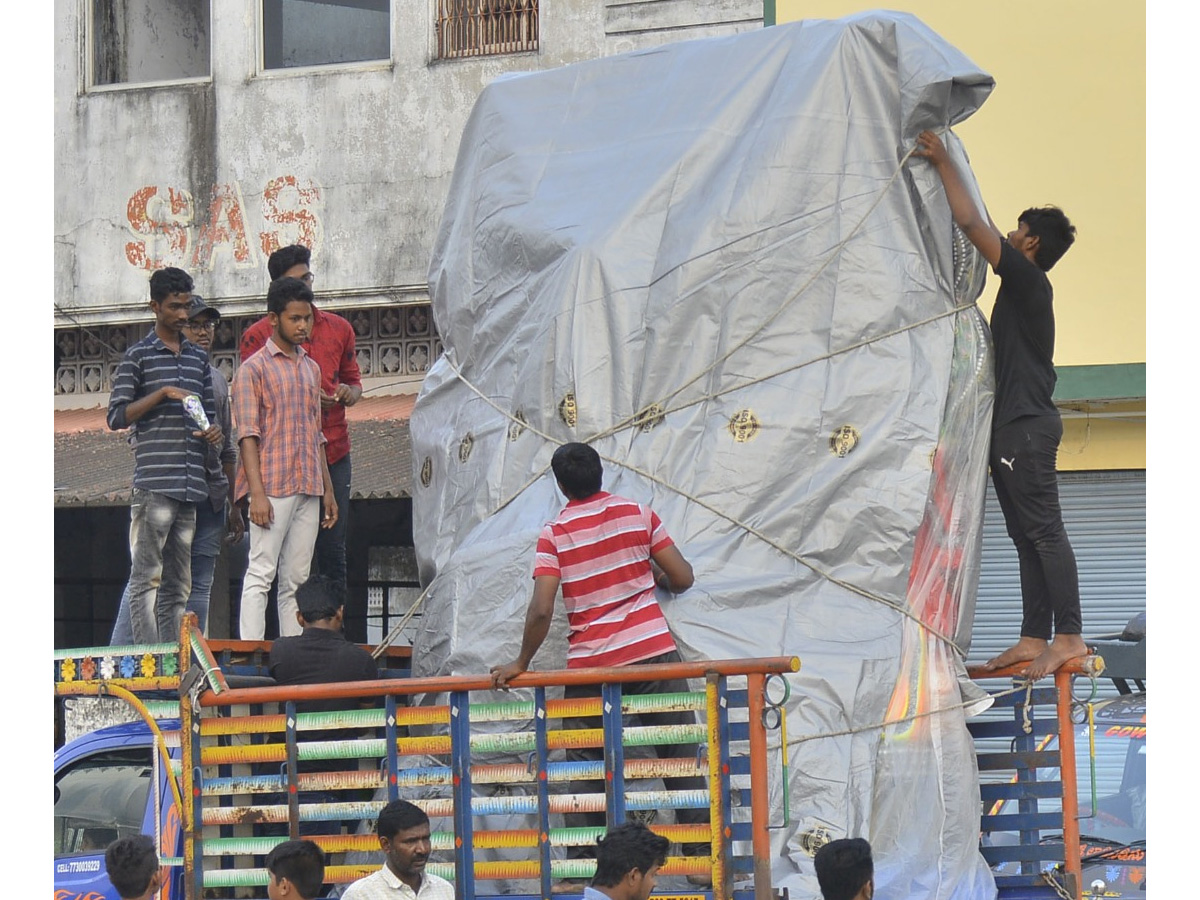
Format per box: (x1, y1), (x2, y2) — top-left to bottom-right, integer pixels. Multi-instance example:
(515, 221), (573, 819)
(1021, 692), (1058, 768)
(232, 276), (337, 640)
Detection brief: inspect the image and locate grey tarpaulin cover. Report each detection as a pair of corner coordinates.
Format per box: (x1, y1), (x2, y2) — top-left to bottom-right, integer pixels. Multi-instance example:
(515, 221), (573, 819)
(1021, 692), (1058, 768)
(410, 10), (998, 900)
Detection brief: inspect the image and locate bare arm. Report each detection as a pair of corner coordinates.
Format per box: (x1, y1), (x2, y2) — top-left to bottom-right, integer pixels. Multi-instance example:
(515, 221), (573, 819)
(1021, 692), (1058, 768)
(122, 385), (188, 426)
(239, 436), (273, 528)
(319, 455), (338, 529)
(914, 130), (1002, 269)
(490, 575), (560, 688)
(651, 544), (694, 593)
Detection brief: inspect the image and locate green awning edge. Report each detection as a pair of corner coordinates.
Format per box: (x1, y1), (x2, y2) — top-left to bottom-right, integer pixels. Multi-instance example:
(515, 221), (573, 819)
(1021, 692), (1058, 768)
(1053, 363), (1145, 403)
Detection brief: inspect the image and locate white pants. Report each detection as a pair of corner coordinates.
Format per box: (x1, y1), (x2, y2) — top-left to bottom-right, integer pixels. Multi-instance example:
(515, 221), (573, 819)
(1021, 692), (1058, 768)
(238, 494), (320, 640)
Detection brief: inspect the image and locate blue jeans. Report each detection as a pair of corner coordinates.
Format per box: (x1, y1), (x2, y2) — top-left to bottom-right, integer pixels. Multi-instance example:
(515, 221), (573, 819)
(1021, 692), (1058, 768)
(113, 500), (223, 644)
(125, 490), (195, 643)
(312, 453), (351, 585)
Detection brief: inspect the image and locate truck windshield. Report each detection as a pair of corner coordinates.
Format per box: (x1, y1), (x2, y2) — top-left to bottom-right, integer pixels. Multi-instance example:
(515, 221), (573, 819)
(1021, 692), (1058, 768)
(54, 748), (153, 857)
(1078, 726), (1146, 848)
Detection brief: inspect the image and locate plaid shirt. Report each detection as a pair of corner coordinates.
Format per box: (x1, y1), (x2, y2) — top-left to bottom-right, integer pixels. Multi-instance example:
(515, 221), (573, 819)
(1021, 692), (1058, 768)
(239, 306), (361, 465)
(231, 337), (326, 501)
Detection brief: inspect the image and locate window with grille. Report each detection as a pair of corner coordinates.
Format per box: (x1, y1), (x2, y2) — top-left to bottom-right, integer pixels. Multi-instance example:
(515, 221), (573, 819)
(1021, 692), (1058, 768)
(437, 0), (538, 60)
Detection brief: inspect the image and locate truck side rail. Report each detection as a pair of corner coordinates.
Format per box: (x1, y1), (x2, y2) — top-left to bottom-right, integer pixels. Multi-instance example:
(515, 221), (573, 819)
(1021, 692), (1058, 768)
(968, 657), (1106, 900)
(179, 619), (798, 900)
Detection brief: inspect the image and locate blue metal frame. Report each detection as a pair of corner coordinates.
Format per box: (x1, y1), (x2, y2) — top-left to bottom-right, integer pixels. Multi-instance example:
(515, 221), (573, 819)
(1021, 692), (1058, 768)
(601, 682), (627, 827)
(451, 690), (477, 900)
(534, 686), (552, 900)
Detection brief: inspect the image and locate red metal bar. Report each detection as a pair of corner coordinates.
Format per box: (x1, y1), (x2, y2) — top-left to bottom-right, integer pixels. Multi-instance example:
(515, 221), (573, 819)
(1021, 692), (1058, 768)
(746, 673), (772, 900)
(965, 655), (1104, 681)
(200, 657), (800, 707)
(1055, 668), (1082, 900)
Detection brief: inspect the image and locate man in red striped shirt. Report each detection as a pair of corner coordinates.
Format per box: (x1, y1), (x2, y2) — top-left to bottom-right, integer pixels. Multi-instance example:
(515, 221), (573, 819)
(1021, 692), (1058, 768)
(491, 442), (709, 883)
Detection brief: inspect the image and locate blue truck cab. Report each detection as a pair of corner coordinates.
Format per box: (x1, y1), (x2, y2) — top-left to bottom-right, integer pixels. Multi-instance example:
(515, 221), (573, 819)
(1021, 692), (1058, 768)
(54, 719), (183, 900)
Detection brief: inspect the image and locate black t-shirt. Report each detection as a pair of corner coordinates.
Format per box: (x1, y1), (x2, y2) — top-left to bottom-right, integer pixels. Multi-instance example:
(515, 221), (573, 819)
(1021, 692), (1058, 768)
(268, 627), (379, 710)
(268, 627), (379, 773)
(990, 242), (1059, 428)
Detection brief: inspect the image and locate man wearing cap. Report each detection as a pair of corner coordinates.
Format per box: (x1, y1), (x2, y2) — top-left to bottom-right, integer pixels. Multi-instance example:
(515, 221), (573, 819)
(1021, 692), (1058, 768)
(110, 295), (243, 642)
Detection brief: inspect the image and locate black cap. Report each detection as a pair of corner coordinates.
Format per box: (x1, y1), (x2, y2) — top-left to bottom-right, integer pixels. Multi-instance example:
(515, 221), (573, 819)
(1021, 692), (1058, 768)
(187, 295), (220, 321)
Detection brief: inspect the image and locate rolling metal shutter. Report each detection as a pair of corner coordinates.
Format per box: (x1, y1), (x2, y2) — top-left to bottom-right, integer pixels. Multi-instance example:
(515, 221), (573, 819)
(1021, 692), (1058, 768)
(968, 470), (1146, 785)
(970, 470), (1147, 664)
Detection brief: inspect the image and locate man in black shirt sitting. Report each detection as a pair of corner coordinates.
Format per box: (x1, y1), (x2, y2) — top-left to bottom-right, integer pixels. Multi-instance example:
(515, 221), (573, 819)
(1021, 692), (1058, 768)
(269, 575), (378, 692)
(269, 575), (379, 833)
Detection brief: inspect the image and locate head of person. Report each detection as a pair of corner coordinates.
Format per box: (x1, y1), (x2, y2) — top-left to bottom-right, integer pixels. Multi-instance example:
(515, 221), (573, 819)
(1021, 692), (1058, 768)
(267, 277), (315, 349)
(814, 837), (874, 900)
(268, 243), (314, 285)
(1010, 206), (1076, 271)
(550, 442), (604, 501)
(265, 839), (326, 900)
(148, 267), (195, 334)
(294, 575), (346, 630)
(376, 800), (432, 888)
(184, 295), (220, 354)
(104, 834), (163, 900)
(591, 821), (669, 900)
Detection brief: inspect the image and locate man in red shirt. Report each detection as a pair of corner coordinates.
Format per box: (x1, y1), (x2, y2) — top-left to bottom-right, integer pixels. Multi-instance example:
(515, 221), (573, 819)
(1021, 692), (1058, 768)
(491, 442), (709, 883)
(240, 245), (361, 589)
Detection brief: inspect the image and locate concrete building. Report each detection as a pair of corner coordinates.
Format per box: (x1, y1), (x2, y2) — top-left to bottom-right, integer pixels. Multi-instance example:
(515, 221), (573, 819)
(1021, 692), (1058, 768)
(53, 0), (764, 646)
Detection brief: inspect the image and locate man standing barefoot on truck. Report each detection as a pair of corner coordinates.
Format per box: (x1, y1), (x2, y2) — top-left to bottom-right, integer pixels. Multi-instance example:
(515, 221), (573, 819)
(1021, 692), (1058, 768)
(915, 129), (1086, 680)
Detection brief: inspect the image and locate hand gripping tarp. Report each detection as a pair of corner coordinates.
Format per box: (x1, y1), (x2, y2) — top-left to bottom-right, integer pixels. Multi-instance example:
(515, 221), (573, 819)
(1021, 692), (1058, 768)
(410, 11), (998, 899)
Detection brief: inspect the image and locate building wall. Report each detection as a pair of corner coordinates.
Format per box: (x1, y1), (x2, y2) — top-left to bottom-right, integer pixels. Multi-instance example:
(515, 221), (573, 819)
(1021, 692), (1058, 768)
(772, 2), (1146, 474)
(771, 1), (1146, 370)
(54, 0), (763, 328)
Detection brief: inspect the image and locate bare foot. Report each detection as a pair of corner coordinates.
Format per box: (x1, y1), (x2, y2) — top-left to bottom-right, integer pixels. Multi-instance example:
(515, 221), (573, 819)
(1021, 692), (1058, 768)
(982, 636), (1047, 672)
(1024, 634), (1089, 680)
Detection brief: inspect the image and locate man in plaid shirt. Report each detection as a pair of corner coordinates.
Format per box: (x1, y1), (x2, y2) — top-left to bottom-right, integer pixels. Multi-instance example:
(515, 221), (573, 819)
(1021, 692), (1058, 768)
(232, 276), (338, 640)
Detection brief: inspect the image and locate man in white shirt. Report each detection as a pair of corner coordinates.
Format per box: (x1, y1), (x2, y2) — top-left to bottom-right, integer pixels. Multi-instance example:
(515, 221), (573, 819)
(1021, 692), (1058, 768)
(341, 800), (455, 900)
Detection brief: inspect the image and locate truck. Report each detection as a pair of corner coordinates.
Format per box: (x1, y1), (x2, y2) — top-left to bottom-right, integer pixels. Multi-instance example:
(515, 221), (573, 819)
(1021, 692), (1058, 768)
(55, 616), (798, 900)
(55, 614), (1143, 900)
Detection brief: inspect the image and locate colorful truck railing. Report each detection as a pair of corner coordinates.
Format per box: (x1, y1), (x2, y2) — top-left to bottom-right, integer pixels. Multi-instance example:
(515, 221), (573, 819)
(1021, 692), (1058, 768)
(56, 616), (798, 900)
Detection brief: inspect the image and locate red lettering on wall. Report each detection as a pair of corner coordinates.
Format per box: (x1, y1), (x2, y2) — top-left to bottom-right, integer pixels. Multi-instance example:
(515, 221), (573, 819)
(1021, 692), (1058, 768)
(192, 183), (253, 269)
(125, 186), (194, 271)
(259, 175), (323, 257)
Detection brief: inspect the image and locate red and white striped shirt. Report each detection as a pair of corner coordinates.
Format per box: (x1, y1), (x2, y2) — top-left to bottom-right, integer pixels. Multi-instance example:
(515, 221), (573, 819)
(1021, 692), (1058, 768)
(534, 492), (678, 668)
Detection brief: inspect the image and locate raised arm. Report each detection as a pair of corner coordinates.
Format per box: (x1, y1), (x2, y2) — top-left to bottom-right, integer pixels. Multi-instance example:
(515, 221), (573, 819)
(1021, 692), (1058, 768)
(914, 130), (1002, 270)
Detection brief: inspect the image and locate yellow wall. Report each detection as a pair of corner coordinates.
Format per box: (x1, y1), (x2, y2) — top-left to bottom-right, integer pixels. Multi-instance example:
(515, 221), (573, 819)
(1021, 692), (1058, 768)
(774, 2), (1146, 368)
(1058, 414), (1145, 471)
